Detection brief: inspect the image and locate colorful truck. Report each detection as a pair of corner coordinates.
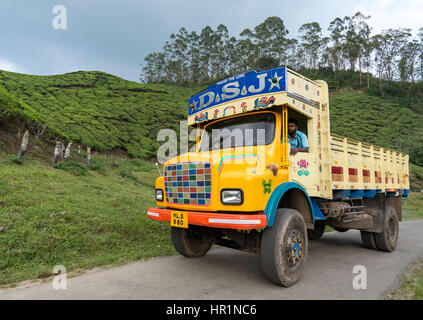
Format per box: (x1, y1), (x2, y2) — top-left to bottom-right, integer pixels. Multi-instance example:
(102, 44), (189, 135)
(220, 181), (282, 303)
(147, 67), (410, 287)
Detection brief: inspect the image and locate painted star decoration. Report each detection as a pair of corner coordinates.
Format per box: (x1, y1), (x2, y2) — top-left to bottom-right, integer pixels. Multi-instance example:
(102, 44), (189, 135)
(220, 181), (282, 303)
(268, 72), (283, 91)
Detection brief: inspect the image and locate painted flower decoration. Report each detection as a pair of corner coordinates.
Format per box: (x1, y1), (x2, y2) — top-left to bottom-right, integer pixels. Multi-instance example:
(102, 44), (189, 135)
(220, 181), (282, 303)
(297, 159), (309, 169)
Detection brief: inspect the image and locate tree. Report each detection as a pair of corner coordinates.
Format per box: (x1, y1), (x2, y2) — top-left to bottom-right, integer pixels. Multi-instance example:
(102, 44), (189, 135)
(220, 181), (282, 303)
(210, 24), (230, 79)
(373, 28), (411, 82)
(251, 17), (290, 64)
(327, 17), (348, 89)
(254, 56), (279, 71)
(348, 12), (372, 89)
(418, 27), (423, 82)
(398, 40), (420, 82)
(298, 22), (322, 69)
(233, 38), (257, 72)
(187, 31), (201, 83)
(199, 26), (214, 82)
(169, 28), (189, 83)
(141, 52), (166, 83)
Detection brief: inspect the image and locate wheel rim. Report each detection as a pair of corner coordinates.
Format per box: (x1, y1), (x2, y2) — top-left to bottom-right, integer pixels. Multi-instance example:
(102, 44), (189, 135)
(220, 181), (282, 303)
(285, 229), (304, 268)
(388, 218), (397, 247)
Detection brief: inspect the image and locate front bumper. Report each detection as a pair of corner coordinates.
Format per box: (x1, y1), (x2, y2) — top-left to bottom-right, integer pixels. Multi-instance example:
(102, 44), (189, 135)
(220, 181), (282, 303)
(147, 208), (267, 230)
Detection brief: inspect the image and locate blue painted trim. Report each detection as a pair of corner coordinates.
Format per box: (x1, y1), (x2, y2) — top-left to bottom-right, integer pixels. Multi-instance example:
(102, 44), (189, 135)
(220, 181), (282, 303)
(402, 189), (410, 198)
(386, 192), (397, 197)
(311, 198), (327, 221)
(363, 190), (377, 198)
(333, 189), (350, 199)
(350, 189), (364, 198)
(264, 182), (314, 227)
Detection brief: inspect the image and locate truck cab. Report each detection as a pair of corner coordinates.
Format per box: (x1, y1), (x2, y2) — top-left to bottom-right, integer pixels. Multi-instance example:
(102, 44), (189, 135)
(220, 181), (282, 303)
(147, 67), (410, 287)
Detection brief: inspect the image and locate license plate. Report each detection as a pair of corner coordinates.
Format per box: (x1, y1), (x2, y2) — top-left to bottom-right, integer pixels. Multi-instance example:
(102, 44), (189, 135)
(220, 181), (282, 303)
(170, 211), (188, 228)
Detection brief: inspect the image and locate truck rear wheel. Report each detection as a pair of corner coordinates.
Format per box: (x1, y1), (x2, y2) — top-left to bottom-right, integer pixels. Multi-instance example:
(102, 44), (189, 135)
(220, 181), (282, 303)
(307, 222), (325, 240)
(374, 206), (399, 252)
(360, 231), (378, 250)
(171, 226), (213, 258)
(261, 208), (308, 287)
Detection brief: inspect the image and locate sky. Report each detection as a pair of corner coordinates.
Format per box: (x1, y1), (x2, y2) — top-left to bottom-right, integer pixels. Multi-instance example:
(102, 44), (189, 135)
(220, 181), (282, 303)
(0, 0), (422, 82)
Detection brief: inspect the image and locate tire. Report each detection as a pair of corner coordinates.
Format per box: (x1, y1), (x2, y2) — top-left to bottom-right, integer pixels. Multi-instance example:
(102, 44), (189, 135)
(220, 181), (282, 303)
(171, 226), (213, 258)
(374, 206), (399, 252)
(307, 222), (325, 240)
(334, 227), (349, 233)
(261, 208), (308, 287)
(360, 231), (378, 250)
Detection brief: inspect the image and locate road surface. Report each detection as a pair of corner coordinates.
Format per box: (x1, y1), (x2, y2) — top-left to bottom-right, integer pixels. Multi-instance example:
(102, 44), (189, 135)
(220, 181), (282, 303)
(1, 220), (423, 300)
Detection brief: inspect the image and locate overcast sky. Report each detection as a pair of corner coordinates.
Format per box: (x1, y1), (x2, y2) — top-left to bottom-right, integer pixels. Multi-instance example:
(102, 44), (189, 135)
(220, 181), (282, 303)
(0, 0), (422, 82)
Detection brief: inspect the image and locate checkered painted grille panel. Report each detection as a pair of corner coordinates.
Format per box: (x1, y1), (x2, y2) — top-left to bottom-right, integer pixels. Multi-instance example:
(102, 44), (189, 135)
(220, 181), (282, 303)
(164, 162), (212, 206)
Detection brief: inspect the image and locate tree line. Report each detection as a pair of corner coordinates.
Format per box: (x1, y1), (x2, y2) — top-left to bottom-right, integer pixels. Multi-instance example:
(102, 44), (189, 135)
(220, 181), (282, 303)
(140, 13), (423, 91)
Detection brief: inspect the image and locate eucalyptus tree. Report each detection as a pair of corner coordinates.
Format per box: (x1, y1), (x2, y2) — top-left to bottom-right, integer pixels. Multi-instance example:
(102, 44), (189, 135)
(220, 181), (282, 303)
(187, 31), (201, 83)
(247, 17), (290, 65)
(373, 28), (412, 81)
(199, 26), (214, 82)
(210, 24), (230, 79)
(327, 17), (348, 89)
(226, 36), (240, 75)
(398, 39), (420, 82)
(285, 39), (304, 70)
(142, 52), (166, 83)
(298, 22), (322, 69)
(168, 28), (190, 83)
(234, 38), (257, 72)
(347, 12), (372, 89)
(418, 27), (423, 82)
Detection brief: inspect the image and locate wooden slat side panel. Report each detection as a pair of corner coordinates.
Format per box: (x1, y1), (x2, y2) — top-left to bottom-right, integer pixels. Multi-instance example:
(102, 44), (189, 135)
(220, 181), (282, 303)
(329, 134), (409, 192)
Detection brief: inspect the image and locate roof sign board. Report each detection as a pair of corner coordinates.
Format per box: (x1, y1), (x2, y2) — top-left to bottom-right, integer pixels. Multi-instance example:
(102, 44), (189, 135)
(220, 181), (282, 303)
(188, 67), (287, 118)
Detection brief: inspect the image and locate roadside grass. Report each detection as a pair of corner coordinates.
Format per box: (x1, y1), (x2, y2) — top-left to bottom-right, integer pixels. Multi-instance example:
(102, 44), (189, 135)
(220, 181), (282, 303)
(0, 156), (174, 288)
(403, 193), (423, 221)
(386, 257), (423, 300)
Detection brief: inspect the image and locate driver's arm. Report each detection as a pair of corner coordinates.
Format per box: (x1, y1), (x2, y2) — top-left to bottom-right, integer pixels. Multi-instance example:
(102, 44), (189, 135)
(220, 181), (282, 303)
(290, 147), (309, 155)
(290, 133), (309, 155)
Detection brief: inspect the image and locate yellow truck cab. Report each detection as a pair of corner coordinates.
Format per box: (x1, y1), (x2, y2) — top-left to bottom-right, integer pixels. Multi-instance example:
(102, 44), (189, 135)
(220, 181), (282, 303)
(147, 67), (410, 287)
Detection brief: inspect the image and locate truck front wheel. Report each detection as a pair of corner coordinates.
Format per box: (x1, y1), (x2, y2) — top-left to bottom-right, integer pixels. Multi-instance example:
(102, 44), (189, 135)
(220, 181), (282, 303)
(261, 208), (308, 287)
(171, 226), (213, 258)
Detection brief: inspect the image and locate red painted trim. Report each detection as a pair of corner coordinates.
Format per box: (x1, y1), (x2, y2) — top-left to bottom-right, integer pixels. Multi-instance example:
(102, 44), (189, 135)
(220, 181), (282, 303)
(331, 166), (343, 174)
(147, 208), (267, 230)
(348, 168), (358, 175)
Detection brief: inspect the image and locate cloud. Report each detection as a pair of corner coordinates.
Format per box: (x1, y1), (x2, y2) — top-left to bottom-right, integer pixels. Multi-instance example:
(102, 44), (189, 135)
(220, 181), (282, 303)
(0, 59), (26, 74)
(353, 0), (423, 35)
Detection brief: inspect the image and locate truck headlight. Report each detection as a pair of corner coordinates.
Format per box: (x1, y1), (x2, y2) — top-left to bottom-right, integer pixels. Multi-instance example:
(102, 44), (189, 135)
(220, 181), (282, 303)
(155, 189), (164, 201)
(221, 189), (243, 205)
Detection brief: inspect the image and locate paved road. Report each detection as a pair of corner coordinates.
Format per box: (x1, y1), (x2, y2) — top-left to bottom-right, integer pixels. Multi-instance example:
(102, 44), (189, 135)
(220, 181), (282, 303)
(1, 220), (423, 300)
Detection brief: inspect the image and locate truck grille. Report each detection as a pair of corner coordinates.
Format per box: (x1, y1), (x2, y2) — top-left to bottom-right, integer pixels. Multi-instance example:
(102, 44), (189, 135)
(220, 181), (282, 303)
(164, 162), (212, 206)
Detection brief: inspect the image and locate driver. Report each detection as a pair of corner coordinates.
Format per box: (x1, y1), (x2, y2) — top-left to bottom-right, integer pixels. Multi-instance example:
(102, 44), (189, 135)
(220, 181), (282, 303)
(288, 118), (309, 156)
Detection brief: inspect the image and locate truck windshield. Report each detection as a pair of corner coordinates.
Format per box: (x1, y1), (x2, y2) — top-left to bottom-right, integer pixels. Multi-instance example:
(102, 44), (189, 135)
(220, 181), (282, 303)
(199, 113), (275, 151)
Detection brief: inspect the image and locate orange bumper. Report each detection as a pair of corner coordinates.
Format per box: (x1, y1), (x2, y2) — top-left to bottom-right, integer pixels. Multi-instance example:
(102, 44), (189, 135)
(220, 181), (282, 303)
(147, 208), (267, 230)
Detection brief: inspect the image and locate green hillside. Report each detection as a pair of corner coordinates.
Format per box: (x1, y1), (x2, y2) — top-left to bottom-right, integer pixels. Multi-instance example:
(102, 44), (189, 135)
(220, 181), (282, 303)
(330, 93), (423, 156)
(0, 70), (202, 158)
